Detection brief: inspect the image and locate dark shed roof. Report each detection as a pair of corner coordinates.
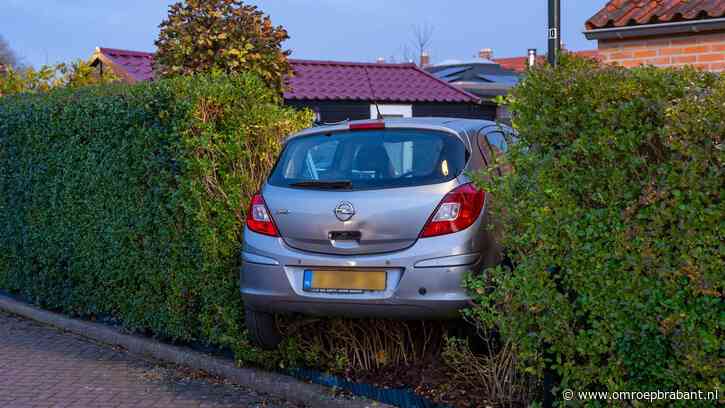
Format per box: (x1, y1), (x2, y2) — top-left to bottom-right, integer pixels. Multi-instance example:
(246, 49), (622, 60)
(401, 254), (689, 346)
(424, 58), (520, 99)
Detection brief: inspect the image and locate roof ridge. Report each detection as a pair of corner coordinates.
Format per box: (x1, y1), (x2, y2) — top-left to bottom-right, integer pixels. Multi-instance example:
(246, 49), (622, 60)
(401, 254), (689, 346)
(288, 58), (416, 68)
(99, 47), (155, 57)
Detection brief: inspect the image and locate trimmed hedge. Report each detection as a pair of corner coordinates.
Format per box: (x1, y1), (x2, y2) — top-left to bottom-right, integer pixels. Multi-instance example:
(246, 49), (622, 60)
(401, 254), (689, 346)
(0, 73), (311, 356)
(466, 56), (723, 404)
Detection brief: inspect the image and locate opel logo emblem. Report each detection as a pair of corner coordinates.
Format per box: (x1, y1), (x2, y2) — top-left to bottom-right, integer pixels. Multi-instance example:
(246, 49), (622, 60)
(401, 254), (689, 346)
(334, 201), (355, 222)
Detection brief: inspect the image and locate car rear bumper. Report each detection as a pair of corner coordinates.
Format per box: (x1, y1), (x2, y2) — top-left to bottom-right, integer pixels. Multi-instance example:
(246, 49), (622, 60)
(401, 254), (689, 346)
(241, 261), (473, 319)
(242, 293), (470, 319)
(240, 228), (492, 319)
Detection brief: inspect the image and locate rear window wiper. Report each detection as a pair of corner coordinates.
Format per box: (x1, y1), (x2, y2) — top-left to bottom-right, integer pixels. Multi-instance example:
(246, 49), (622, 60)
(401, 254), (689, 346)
(289, 180), (353, 189)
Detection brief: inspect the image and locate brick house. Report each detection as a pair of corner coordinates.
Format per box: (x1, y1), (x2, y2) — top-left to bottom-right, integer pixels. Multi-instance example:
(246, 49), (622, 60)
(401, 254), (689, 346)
(585, 0), (725, 72)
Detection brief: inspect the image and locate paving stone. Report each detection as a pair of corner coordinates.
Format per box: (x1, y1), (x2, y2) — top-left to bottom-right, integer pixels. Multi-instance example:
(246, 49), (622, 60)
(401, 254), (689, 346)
(0, 311), (303, 408)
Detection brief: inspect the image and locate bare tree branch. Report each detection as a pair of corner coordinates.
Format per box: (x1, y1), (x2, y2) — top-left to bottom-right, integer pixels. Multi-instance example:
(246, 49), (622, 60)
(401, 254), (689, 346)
(0, 34), (20, 69)
(411, 23), (434, 58)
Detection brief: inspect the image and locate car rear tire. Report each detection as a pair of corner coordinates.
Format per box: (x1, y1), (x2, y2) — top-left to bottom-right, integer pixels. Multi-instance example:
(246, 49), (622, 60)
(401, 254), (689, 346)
(245, 309), (283, 350)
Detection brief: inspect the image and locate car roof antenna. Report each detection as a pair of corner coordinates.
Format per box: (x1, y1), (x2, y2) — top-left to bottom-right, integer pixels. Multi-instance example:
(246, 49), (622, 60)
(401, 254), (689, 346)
(363, 66), (383, 120)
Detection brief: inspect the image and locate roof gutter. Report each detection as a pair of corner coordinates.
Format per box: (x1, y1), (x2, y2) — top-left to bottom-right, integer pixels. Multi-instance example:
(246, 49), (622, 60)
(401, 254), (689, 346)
(584, 17), (725, 40)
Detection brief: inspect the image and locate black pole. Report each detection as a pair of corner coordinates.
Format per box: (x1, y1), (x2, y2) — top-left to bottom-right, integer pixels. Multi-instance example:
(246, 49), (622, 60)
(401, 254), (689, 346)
(548, 0), (561, 66)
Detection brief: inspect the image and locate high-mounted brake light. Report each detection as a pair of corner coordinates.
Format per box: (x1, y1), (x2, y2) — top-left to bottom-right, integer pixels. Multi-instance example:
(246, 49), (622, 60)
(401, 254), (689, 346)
(349, 121), (385, 131)
(246, 193), (279, 237)
(420, 183), (485, 238)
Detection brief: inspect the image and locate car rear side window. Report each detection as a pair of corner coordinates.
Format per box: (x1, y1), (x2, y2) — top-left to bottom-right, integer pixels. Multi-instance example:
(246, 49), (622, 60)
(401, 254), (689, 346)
(269, 129), (466, 190)
(486, 132), (509, 153)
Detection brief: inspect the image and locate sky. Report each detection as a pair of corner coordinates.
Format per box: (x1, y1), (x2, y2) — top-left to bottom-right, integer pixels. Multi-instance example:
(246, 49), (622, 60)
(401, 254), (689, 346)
(1, 0), (604, 68)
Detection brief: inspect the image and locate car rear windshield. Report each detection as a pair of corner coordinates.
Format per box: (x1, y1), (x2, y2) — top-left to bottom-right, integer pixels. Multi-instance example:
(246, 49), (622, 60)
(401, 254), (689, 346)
(268, 129), (467, 190)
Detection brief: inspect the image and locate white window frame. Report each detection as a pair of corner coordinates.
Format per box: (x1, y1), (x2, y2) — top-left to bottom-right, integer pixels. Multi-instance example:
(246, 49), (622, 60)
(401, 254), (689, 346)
(370, 104), (412, 119)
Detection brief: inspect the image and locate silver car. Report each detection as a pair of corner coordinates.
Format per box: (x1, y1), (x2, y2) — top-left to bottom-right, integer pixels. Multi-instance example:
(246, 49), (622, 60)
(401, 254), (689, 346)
(241, 117), (512, 348)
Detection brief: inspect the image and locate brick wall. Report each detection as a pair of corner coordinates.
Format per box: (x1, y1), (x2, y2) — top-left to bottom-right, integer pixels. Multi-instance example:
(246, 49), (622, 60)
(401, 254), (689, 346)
(598, 31), (725, 72)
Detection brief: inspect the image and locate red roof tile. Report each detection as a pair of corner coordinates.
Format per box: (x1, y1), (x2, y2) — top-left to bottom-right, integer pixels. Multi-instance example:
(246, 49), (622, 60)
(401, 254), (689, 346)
(493, 50), (600, 72)
(97, 47), (154, 82)
(284, 59), (479, 103)
(586, 0), (725, 30)
(493, 56), (545, 73)
(92, 48), (478, 103)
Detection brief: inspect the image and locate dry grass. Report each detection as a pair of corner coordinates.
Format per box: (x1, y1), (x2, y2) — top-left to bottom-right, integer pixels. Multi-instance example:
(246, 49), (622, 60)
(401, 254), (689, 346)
(278, 317), (447, 372)
(441, 324), (538, 407)
(277, 316), (537, 407)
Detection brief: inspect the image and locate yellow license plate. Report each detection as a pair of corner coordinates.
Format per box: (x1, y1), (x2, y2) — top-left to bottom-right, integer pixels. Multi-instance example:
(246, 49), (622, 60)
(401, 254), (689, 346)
(303, 269), (386, 292)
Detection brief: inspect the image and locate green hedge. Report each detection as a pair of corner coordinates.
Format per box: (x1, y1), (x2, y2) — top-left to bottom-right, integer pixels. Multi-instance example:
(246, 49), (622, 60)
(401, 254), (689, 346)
(0, 73), (311, 356)
(466, 56), (723, 404)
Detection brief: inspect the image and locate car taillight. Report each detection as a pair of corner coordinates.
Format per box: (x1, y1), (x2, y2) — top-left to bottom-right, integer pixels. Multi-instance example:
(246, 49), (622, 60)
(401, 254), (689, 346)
(420, 183), (485, 238)
(246, 193), (279, 237)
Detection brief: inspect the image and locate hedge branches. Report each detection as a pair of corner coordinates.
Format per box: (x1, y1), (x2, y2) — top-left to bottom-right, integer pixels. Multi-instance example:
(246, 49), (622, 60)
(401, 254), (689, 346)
(466, 55), (723, 405)
(0, 72), (312, 358)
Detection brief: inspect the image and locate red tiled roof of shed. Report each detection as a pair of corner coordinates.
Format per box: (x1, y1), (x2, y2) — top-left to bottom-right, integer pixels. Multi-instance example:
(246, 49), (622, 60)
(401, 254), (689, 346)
(586, 0), (725, 30)
(91, 48), (479, 103)
(95, 47), (154, 82)
(284, 59), (479, 103)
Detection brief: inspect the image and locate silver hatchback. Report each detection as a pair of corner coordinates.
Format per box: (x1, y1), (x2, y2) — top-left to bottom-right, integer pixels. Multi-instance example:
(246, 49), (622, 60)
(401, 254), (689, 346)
(241, 118), (512, 348)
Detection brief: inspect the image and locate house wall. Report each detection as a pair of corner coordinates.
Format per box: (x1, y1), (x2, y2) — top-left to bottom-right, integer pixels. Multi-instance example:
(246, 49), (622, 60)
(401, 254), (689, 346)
(412, 102), (496, 121)
(598, 31), (725, 72)
(286, 99), (496, 124)
(285, 100), (370, 124)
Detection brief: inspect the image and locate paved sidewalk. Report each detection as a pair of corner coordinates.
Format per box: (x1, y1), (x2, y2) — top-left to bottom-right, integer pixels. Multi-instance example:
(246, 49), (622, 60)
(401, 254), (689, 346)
(0, 311), (303, 408)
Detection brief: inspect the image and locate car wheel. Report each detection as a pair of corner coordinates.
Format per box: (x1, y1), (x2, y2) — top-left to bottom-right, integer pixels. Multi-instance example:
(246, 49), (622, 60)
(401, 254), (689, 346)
(245, 309), (283, 350)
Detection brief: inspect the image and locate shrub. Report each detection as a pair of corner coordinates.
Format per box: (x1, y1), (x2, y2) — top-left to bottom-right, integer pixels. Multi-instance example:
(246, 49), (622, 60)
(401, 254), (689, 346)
(0, 72), (312, 357)
(465, 56), (723, 405)
(155, 0), (291, 94)
(0, 60), (119, 96)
